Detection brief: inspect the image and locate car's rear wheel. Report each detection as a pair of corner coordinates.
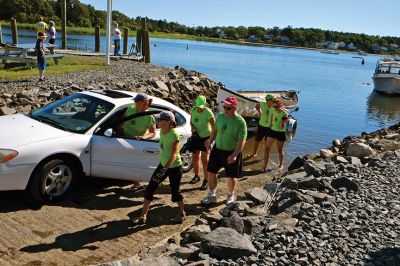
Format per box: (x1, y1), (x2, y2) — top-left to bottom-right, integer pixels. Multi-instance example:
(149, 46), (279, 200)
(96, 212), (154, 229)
(28, 158), (78, 203)
(180, 146), (193, 173)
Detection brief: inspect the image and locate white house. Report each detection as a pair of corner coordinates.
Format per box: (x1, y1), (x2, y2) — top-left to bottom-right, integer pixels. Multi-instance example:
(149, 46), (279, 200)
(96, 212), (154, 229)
(347, 42), (357, 51)
(388, 44), (399, 51)
(264, 34), (273, 41)
(371, 44), (381, 53)
(326, 41), (339, 49)
(216, 29), (225, 38)
(248, 35), (260, 42)
(277, 36), (290, 43)
(338, 41), (346, 49)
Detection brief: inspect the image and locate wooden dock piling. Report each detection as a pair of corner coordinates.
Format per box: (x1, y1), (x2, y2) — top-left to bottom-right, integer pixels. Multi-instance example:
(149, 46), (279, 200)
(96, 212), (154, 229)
(0, 22), (2, 44)
(10, 18), (18, 45)
(95, 26), (100, 52)
(123, 27), (129, 54)
(141, 18), (150, 63)
(61, 0), (67, 49)
(136, 30), (142, 56)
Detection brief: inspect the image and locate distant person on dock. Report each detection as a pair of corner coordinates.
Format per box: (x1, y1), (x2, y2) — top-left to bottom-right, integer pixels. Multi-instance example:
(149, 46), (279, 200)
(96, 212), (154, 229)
(47, 21), (56, 45)
(121, 93), (156, 191)
(36, 17), (48, 37)
(132, 111), (186, 225)
(35, 32), (47, 81)
(263, 99), (289, 175)
(201, 96), (247, 205)
(188, 96), (215, 190)
(113, 22), (122, 56)
(361, 58), (365, 65)
(247, 94), (275, 159)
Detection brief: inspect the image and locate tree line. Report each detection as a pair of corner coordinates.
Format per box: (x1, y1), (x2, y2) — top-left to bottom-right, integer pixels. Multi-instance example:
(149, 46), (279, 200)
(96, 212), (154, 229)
(0, 0), (399, 53)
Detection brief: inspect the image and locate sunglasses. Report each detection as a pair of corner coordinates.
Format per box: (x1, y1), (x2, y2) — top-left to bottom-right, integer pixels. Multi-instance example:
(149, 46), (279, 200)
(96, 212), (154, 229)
(223, 106), (234, 110)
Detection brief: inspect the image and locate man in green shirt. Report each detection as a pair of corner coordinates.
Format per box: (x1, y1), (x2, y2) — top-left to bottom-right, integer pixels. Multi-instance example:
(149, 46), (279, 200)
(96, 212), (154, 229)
(36, 17), (48, 37)
(201, 96), (247, 205)
(248, 94), (275, 158)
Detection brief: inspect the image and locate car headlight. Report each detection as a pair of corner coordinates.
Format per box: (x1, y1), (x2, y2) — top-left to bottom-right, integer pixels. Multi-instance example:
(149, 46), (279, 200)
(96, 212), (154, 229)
(0, 149), (18, 163)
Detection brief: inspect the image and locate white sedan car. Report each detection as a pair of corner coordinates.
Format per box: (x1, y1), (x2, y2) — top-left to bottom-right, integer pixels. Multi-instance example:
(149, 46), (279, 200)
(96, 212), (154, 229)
(0, 89), (193, 202)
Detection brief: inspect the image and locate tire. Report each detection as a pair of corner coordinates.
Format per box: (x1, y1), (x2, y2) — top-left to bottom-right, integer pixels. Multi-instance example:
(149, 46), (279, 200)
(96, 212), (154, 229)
(28, 158), (78, 203)
(180, 145), (193, 173)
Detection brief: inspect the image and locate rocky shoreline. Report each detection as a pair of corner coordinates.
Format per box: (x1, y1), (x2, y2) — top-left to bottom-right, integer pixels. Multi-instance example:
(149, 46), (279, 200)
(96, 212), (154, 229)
(0, 58), (220, 115)
(1, 58), (399, 265)
(100, 123), (400, 266)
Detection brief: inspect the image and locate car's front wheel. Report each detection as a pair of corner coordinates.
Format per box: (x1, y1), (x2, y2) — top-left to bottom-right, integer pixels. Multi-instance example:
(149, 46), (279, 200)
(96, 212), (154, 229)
(180, 146), (193, 173)
(28, 158), (79, 203)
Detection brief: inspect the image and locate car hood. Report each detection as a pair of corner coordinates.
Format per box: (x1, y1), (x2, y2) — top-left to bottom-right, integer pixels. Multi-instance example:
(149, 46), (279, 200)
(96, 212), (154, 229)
(0, 114), (73, 149)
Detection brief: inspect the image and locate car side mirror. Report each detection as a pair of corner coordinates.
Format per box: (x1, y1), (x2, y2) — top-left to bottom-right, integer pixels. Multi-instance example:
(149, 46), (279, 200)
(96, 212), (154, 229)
(104, 128), (113, 137)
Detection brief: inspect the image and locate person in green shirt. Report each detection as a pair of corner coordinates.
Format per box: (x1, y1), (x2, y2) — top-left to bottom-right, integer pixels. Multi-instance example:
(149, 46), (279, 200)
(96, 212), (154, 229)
(121, 93), (156, 190)
(248, 94), (275, 158)
(132, 111), (186, 225)
(189, 95), (215, 191)
(263, 99), (289, 175)
(201, 96), (247, 205)
(36, 17), (48, 37)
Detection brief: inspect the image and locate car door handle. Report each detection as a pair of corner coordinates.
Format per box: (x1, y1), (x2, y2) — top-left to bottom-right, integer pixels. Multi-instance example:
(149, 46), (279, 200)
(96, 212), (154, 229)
(143, 148), (160, 154)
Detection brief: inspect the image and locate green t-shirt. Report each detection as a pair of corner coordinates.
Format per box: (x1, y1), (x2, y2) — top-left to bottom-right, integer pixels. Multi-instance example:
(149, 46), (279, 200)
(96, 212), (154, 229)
(191, 107), (214, 138)
(123, 105), (155, 137)
(215, 113), (247, 151)
(259, 102), (274, 128)
(271, 109), (289, 132)
(160, 128), (182, 168)
(36, 22), (48, 33)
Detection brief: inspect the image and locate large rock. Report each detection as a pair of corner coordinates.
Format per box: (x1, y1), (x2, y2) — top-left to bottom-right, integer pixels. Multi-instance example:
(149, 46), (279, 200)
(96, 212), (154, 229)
(241, 216), (263, 235)
(282, 173), (322, 190)
(320, 148), (333, 158)
(331, 177), (359, 192)
(266, 213), (298, 233)
(272, 190), (315, 213)
(0, 106), (16, 115)
(303, 160), (325, 177)
(154, 80), (169, 92)
(345, 143), (376, 158)
(244, 187), (271, 204)
(181, 225), (211, 243)
(220, 212), (244, 234)
(201, 227), (257, 259)
(288, 156), (306, 171)
(374, 139), (400, 152)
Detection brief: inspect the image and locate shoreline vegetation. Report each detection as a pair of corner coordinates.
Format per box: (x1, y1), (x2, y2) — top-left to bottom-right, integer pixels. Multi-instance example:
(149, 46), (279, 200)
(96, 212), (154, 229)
(0, 22), (382, 56)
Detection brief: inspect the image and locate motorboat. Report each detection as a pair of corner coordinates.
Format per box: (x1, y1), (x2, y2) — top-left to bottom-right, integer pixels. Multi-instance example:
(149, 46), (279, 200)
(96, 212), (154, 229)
(321, 50), (339, 55)
(372, 58), (400, 95)
(357, 50), (368, 56)
(216, 87), (299, 140)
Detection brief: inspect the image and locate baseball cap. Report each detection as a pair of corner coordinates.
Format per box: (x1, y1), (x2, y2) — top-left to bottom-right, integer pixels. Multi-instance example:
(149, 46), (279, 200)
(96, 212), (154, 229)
(221, 96), (238, 107)
(195, 95), (207, 108)
(265, 94), (275, 101)
(154, 111), (176, 122)
(134, 93), (150, 102)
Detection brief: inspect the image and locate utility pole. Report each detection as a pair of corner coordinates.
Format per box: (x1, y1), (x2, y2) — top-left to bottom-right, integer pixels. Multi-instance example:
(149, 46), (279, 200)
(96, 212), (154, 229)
(105, 0), (112, 65)
(61, 0), (67, 49)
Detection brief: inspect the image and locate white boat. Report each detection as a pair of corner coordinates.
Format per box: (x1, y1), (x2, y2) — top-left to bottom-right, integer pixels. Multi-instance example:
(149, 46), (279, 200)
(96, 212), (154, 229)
(321, 50), (339, 55)
(216, 87), (299, 140)
(372, 58), (400, 95)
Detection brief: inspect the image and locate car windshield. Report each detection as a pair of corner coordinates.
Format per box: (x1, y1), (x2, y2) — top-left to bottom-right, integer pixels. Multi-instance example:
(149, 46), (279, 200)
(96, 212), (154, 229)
(30, 94), (114, 133)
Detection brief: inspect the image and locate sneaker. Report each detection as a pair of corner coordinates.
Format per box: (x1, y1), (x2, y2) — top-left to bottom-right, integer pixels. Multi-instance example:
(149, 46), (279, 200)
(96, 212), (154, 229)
(200, 180), (208, 191)
(190, 175), (201, 184)
(201, 194), (217, 205)
(131, 216), (147, 225)
(226, 193), (236, 205)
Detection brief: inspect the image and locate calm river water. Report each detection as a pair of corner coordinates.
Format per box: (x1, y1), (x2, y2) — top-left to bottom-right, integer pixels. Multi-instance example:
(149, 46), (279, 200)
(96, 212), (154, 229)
(3, 29), (400, 167)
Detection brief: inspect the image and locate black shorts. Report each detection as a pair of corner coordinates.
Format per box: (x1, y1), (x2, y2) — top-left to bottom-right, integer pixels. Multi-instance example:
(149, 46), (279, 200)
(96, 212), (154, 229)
(49, 39), (55, 44)
(269, 130), (286, 142)
(255, 125), (271, 141)
(187, 134), (209, 152)
(207, 148), (242, 178)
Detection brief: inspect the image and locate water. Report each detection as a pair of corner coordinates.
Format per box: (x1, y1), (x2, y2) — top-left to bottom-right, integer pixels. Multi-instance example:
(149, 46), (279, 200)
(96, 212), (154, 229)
(2, 28), (400, 166)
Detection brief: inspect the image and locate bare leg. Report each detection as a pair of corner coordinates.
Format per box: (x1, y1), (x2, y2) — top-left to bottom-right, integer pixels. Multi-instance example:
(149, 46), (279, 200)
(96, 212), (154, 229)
(201, 151), (209, 181)
(177, 200), (185, 216)
(139, 199), (151, 218)
(192, 151), (200, 177)
(227, 177), (237, 194)
(263, 137), (275, 171)
(207, 172), (218, 192)
(276, 140), (285, 171)
(250, 140), (261, 157)
(39, 70), (44, 80)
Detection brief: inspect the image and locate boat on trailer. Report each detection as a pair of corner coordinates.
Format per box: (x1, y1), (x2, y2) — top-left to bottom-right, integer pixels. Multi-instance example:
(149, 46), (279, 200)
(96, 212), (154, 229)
(216, 87), (299, 140)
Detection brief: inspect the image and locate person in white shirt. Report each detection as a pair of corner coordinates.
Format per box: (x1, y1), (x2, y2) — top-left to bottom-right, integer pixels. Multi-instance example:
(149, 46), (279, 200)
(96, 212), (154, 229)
(48, 21), (56, 45)
(113, 22), (122, 56)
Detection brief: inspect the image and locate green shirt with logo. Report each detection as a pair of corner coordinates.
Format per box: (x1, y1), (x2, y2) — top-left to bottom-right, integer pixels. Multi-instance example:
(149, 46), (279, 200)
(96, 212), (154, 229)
(259, 102), (274, 128)
(123, 105), (155, 137)
(271, 109), (289, 132)
(215, 113), (247, 151)
(160, 128), (182, 168)
(191, 107), (215, 138)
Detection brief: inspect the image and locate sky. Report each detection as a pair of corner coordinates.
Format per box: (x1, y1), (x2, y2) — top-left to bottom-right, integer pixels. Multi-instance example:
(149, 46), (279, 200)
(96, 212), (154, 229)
(81, 0), (399, 37)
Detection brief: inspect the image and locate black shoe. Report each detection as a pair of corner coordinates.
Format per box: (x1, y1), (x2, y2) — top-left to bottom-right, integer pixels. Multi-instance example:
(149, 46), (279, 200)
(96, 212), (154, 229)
(190, 175), (200, 184)
(200, 180), (208, 190)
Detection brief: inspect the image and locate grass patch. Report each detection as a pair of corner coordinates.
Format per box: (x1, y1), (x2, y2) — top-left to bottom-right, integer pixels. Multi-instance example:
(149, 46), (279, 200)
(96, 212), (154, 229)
(0, 56), (108, 81)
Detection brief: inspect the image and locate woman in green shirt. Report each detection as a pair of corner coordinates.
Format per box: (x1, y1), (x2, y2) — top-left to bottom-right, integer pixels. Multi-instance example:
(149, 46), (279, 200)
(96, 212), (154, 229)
(132, 111), (186, 225)
(263, 99), (289, 175)
(189, 96), (215, 190)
